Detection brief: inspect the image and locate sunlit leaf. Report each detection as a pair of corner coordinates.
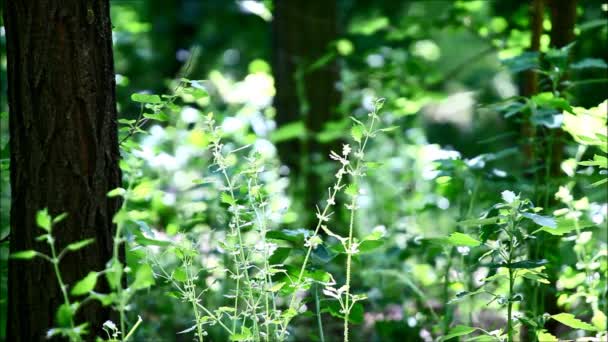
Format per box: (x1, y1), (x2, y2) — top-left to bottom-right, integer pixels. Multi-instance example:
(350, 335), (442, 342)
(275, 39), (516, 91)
(71, 272), (98, 296)
(446, 232), (481, 247)
(551, 313), (597, 331)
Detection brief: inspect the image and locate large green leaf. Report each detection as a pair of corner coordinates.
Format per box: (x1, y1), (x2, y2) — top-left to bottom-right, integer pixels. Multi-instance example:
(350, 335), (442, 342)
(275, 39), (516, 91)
(551, 313), (597, 331)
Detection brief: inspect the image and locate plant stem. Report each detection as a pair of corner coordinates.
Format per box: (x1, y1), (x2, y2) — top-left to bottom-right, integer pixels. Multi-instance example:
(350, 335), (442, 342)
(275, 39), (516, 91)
(49, 238), (76, 331)
(343, 194), (357, 342)
(506, 219), (516, 342)
(315, 284), (325, 342)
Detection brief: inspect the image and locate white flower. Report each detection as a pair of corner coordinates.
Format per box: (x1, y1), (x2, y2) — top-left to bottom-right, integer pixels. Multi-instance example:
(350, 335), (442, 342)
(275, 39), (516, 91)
(342, 144), (352, 156)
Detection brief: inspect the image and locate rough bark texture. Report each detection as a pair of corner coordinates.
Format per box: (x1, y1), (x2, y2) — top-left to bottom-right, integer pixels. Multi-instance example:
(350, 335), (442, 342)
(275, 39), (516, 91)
(4, 1), (121, 340)
(272, 0), (340, 224)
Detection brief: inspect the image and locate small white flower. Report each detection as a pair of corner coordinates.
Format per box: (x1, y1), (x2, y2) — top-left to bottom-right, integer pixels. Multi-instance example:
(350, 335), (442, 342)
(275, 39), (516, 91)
(342, 144), (352, 156)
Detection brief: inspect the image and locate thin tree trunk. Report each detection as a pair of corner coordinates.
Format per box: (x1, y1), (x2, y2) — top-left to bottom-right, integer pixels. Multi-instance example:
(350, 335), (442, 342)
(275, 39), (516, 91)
(4, 1), (121, 340)
(272, 1), (340, 226)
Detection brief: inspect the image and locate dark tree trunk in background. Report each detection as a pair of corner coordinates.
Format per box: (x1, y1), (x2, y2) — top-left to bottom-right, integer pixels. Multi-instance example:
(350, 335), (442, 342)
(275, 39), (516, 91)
(548, 0), (577, 176)
(540, 0), (578, 336)
(521, 0), (544, 173)
(4, 1), (121, 340)
(272, 0), (340, 225)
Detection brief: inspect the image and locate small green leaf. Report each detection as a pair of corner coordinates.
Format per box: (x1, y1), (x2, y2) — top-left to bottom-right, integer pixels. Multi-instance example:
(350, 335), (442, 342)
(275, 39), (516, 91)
(379, 125), (399, 132)
(52, 213), (68, 224)
(270, 121), (306, 143)
(495, 259), (548, 269)
(269, 247), (291, 264)
(221, 192), (236, 206)
(105, 259), (122, 290)
(66, 238), (95, 251)
(143, 112), (169, 122)
(522, 212), (556, 228)
(458, 216), (498, 227)
(10, 250), (38, 260)
(132, 263), (155, 290)
(56, 303), (74, 327)
(36, 209), (52, 232)
(107, 187), (126, 198)
(71, 272), (98, 296)
(358, 239), (384, 253)
(571, 58), (608, 69)
(351, 125), (363, 143)
(551, 313), (597, 331)
(131, 93), (161, 103)
(269, 282), (285, 292)
(446, 232), (481, 247)
(440, 325), (478, 341)
(230, 327), (252, 341)
(173, 268), (187, 282)
(536, 329), (558, 342)
(345, 184), (358, 197)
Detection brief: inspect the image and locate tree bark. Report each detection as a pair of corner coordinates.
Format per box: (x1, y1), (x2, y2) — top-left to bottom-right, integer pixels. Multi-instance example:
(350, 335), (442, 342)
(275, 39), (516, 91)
(4, 1), (121, 340)
(548, 0), (577, 176)
(272, 0), (341, 225)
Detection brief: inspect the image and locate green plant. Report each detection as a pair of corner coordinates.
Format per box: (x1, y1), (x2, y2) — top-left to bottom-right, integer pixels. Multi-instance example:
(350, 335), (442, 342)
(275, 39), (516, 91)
(10, 209), (145, 342)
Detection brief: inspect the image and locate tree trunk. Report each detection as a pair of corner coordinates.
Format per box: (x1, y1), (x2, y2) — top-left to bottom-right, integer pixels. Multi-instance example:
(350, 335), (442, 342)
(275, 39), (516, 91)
(4, 1), (121, 340)
(548, 0), (577, 176)
(272, 0), (341, 225)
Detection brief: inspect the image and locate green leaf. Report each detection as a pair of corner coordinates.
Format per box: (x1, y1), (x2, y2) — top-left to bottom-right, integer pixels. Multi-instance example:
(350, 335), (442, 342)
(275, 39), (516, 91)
(36, 209), (52, 232)
(540, 217), (595, 236)
(221, 192), (236, 206)
(446, 232), (481, 247)
(536, 330), (558, 342)
(266, 228), (312, 244)
(439, 325), (478, 341)
(132, 263), (155, 290)
(269, 247), (291, 264)
(344, 183), (358, 197)
(551, 313), (597, 331)
(173, 268), (187, 282)
(56, 303), (74, 327)
(52, 213), (68, 224)
(230, 327), (252, 341)
(502, 51), (539, 73)
(270, 121), (306, 143)
(324, 301), (364, 324)
(10, 250), (38, 260)
(458, 216), (498, 227)
(571, 58), (608, 69)
(379, 125), (399, 132)
(143, 112), (169, 122)
(521, 212), (556, 228)
(71, 272), (98, 296)
(358, 239), (384, 253)
(105, 259), (122, 290)
(495, 259), (548, 269)
(269, 282), (285, 292)
(351, 125), (363, 143)
(131, 93), (161, 103)
(66, 238), (95, 252)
